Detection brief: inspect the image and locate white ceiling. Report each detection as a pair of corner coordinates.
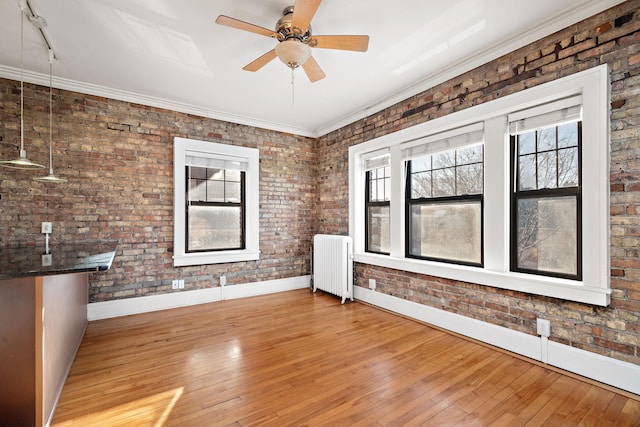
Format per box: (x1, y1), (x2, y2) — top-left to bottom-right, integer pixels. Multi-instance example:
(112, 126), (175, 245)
(0, 0), (624, 137)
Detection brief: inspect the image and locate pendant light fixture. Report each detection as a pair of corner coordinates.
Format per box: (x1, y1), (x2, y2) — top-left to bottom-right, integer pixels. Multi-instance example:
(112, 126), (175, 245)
(34, 49), (67, 183)
(0, 1), (45, 170)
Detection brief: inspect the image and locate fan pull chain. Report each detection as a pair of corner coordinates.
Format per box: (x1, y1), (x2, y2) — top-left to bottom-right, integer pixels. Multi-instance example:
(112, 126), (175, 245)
(291, 66), (295, 107)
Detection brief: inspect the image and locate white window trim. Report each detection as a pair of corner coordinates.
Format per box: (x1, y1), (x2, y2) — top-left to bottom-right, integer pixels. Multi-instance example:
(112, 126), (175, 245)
(349, 64), (610, 306)
(174, 137), (260, 266)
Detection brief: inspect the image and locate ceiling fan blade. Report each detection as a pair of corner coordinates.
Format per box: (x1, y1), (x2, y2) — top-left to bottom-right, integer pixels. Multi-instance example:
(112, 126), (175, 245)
(215, 15), (276, 38)
(243, 49), (277, 72)
(310, 35), (369, 52)
(292, 0), (322, 34)
(302, 56), (326, 82)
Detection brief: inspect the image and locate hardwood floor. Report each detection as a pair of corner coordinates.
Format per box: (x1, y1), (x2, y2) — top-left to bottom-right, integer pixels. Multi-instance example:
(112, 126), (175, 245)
(52, 289), (640, 426)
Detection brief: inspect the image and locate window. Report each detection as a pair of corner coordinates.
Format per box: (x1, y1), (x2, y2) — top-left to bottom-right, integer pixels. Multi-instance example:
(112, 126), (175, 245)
(364, 152), (391, 254)
(186, 164), (245, 252)
(174, 138), (259, 266)
(348, 65), (610, 306)
(365, 166), (390, 254)
(406, 137), (484, 265)
(510, 104), (582, 279)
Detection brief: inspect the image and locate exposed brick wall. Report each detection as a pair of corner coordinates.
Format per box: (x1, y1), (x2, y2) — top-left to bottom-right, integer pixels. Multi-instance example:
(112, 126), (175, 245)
(318, 0), (640, 365)
(0, 84), (316, 302)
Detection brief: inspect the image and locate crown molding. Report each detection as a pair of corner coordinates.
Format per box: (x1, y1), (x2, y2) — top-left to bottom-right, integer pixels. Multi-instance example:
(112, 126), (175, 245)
(0, 65), (318, 138)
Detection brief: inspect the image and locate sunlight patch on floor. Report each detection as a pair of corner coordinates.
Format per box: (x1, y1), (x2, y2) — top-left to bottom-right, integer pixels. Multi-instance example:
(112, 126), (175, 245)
(53, 387), (183, 427)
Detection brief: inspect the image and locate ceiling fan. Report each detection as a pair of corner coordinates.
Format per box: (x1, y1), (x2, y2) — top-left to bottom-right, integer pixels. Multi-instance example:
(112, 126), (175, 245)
(215, 0), (369, 82)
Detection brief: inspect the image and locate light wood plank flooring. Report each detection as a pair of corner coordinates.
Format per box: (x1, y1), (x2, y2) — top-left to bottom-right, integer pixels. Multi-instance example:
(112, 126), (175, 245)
(52, 289), (640, 426)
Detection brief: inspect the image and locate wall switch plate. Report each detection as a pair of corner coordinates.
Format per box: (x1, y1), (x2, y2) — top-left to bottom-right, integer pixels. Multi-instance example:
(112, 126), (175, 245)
(41, 222), (53, 234)
(172, 280), (180, 290)
(368, 279), (376, 290)
(537, 318), (551, 337)
(42, 254), (52, 266)
(220, 273), (226, 286)
(178, 279), (185, 289)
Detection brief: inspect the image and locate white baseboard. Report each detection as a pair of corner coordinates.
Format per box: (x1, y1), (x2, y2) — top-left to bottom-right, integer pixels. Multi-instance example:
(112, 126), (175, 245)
(223, 275), (310, 300)
(548, 340), (640, 396)
(354, 286), (640, 396)
(87, 275), (310, 321)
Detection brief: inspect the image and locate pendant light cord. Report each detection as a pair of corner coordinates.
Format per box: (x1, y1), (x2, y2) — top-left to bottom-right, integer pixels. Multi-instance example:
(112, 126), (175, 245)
(48, 52), (53, 173)
(20, 8), (25, 153)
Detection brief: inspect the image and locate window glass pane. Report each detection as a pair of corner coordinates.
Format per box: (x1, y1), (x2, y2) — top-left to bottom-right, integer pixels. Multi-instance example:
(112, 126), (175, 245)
(411, 171), (432, 199)
(207, 168), (224, 180)
(457, 164), (483, 195)
(412, 156), (431, 172)
(368, 167), (390, 202)
(558, 122), (578, 148)
(225, 182), (241, 202)
(516, 196), (577, 276)
(189, 179), (207, 202)
(433, 151), (455, 169)
(433, 167), (455, 197)
(188, 205), (241, 251)
(518, 154), (536, 191)
(409, 201), (482, 264)
(377, 179), (386, 201)
(518, 132), (536, 155)
(537, 151), (557, 189)
(383, 166), (390, 178)
(558, 147), (579, 187)
(226, 169), (241, 182)
(206, 181), (225, 202)
(368, 175), (377, 201)
(190, 166), (208, 179)
(537, 127), (556, 151)
(457, 144), (483, 164)
(367, 205), (390, 253)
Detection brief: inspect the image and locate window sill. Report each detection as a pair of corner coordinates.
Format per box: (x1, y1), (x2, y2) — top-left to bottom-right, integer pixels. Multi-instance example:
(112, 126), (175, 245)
(354, 252), (610, 306)
(173, 250), (260, 267)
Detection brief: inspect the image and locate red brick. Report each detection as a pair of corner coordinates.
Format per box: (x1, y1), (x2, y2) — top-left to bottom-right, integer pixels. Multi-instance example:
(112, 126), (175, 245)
(558, 39), (597, 59)
(576, 40), (616, 61)
(596, 22), (613, 34)
(593, 337), (635, 355)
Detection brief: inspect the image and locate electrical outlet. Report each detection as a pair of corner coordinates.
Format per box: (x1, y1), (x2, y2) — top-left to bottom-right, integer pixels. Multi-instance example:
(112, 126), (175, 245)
(368, 279), (376, 290)
(41, 222), (52, 234)
(178, 279), (185, 289)
(42, 254), (52, 266)
(172, 280), (179, 290)
(220, 273), (226, 286)
(537, 318), (551, 337)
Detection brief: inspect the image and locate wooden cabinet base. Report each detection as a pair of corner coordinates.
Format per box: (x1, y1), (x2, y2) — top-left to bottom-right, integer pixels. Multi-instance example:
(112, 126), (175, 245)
(0, 273), (87, 427)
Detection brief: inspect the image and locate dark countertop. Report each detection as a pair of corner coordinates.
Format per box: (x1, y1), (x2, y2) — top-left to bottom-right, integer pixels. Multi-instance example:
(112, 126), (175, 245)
(0, 240), (118, 280)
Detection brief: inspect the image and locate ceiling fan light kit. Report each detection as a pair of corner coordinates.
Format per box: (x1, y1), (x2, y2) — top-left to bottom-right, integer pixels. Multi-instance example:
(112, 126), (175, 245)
(215, 0), (369, 83)
(274, 39), (311, 69)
